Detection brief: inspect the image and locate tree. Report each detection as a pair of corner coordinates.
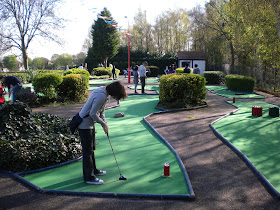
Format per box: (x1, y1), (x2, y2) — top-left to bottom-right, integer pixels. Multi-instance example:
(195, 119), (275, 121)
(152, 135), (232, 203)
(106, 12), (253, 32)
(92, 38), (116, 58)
(52, 53), (72, 69)
(0, 0), (64, 70)
(72, 52), (87, 66)
(32, 57), (49, 69)
(89, 8), (119, 68)
(3, 55), (18, 70)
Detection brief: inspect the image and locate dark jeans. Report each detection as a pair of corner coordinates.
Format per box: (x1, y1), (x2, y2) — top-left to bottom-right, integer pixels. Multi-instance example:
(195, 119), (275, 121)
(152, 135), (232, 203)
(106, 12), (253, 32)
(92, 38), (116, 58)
(12, 84), (22, 102)
(140, 77), (145, 93)
(78, 128), (98, 181)
(112, 72), (116, 79)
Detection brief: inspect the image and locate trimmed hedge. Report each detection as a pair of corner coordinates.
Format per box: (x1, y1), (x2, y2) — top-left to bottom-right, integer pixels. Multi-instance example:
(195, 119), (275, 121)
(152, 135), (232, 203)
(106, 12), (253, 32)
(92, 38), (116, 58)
(64, 68), (90, 78)
(204, 71), (224, 84)
(225, 74), (256, 92)
(32, 73), (63, 99)
(57, 74), (88, 102)
(91, 67), (120, 78)
(146, 66), (160, 77)
(159, 74), (206, 108)
(0, 102), (82, 172)
(0, 70), (64, 84)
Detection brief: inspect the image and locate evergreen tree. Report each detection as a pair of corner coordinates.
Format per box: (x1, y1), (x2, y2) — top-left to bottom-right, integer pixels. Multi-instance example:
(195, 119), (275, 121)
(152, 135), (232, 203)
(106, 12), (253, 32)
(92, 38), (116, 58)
(89, 8), (119, 68)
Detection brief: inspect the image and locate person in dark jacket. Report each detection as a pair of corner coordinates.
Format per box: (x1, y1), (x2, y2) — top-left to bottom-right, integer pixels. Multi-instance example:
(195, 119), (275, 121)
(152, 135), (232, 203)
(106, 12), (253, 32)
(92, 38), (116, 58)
(0, 76), (22, 102)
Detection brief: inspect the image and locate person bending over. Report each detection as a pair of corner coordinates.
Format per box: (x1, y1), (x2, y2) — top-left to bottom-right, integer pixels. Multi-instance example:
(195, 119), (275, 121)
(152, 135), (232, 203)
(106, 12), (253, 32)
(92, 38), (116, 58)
(78, 81), (127, 185)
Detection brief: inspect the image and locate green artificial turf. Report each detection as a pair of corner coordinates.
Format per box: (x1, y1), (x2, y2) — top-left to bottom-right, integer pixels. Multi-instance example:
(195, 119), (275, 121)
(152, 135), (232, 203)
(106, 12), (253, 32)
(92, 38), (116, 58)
(23, 95), (190, 195)
(213, 101), (280, 192)
(206, 85), (264, 99)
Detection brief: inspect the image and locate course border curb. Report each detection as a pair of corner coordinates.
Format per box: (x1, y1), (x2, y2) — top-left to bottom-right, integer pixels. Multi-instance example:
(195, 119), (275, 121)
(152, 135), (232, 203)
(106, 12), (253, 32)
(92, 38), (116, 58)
(209, 100), (280, 200)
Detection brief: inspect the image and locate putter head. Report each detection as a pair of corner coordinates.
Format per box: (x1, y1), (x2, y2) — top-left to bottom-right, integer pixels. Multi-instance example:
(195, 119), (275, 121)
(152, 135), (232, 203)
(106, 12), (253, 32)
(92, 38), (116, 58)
(119, 175), (127, 180)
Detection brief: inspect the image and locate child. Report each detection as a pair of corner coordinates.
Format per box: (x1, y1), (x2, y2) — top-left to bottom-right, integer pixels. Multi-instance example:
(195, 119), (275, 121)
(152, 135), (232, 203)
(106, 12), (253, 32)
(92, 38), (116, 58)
(0, 82), (6, 104)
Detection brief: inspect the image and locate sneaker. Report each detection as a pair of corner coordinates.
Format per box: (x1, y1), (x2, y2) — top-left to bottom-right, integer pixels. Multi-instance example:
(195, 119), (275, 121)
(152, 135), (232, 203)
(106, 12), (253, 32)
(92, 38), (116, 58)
(85, 178), (104, 185)
(95, 170), (106, 176)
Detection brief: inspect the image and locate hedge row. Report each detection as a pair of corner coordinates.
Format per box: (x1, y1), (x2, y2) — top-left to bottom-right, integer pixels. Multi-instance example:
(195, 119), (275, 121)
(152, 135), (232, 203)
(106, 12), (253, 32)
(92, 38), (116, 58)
(0, 70), (65, 84)
(32, 69), (89, 101)
(225, 74), (256, 92)
(204, 71), (225, 84)
(159, 73), (206, 108)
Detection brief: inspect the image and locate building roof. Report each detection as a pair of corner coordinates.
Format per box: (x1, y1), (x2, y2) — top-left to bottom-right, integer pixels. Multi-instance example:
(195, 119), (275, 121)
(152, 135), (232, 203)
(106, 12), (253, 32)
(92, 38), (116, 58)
(177, 51), (207, 60)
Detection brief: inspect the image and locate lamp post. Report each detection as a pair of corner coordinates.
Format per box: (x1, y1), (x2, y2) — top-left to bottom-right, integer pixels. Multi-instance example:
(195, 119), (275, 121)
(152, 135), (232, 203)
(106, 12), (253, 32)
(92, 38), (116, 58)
(125, 16), (131, 83)
(128, 37), (131, 83)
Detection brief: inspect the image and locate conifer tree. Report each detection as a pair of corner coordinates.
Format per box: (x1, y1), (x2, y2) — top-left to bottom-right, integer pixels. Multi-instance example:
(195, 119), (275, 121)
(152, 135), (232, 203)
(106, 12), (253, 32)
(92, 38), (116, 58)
(89, 8), (119, 68)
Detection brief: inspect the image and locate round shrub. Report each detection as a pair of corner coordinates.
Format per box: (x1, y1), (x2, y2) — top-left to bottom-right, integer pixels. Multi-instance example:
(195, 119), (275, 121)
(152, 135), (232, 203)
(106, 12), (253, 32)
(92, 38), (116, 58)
(64, 68), (90, 85)
(225, 74), (256, 92)
(33, 73), (63, 99)
(0, 102), (82, 172)
(204, 71), (224, 84)
(56, 74), (88, 102)
(159, 74), (206, 108)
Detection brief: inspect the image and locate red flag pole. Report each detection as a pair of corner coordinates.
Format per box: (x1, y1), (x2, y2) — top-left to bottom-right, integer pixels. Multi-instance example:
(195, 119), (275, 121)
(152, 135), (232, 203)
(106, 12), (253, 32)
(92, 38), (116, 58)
(128, 37), (131, 83)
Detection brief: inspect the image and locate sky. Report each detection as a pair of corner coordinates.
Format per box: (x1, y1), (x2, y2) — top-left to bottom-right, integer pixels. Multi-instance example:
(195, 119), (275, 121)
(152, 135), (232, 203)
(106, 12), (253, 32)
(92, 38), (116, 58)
(25, 0), (209, 60)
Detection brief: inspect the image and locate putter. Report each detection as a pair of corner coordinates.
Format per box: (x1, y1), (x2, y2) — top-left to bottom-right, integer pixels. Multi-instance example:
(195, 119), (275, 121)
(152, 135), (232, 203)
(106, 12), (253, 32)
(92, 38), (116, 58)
(106, 133), (127, 180)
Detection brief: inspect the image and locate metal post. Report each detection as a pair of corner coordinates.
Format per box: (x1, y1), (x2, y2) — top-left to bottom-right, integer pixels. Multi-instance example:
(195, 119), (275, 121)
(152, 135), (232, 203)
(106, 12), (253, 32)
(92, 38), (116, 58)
(128, 37), (131, 83)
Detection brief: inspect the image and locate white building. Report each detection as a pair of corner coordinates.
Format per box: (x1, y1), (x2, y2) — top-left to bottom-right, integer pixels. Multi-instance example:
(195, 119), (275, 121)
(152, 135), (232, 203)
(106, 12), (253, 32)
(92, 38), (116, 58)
(177, 51), (207, 75)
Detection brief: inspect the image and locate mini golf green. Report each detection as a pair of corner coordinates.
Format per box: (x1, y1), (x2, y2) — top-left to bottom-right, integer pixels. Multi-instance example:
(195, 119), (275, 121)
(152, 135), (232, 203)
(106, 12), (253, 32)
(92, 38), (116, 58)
(213, 101), (280, 192)
(22, 95), (191, 197)
(206, 85), (264, 99)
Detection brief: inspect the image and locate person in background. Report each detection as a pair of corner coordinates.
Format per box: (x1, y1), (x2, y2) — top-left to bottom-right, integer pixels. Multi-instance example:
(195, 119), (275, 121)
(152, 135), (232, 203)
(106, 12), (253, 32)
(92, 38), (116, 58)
(0, 75), (22, 103)
(78, 64), (84, 69)
(193, 64), (200, 75)
(164, 66), (169, 75)
(133, 65), (139, 94)
(183, 63), (191, 74)
(139, 61), (148, 94)
(0, 81), (6, 104)
(78, 81), (127, 185)
(123, 69), (128, 78)
(112, 65), (117, 80)
(167, 64), (177, 74)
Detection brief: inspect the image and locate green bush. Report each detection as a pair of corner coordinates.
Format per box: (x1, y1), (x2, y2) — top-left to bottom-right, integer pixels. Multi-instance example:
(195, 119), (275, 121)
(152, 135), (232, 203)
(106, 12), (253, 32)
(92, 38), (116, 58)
(64, 68), (89, 78)
(56, 74), (88, 102)
(92, 67), (120, 78)
(159, 74), (206, 108)
(225, 74), (256, 92)
(204, 71), (224, 84)
(0, 102), (82, 172)
(0, 72), (31, 84)
(14, 87), (38, 106)
(33, 73), (63, 99)
(146, 66), (160, 77)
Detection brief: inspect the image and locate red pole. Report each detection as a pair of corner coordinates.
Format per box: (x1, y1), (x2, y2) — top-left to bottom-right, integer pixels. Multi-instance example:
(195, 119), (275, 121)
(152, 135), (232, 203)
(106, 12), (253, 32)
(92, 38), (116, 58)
(128, 37), (131, 83)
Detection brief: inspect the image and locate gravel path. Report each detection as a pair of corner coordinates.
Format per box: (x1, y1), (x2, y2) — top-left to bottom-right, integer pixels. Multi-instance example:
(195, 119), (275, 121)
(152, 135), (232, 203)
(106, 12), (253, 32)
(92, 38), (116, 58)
(1, 79), (280, 209)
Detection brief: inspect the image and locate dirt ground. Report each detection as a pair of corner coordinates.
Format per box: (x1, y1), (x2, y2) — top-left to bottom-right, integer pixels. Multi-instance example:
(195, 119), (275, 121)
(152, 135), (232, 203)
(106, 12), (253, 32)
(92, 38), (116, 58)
(1, 78), (280, 209)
